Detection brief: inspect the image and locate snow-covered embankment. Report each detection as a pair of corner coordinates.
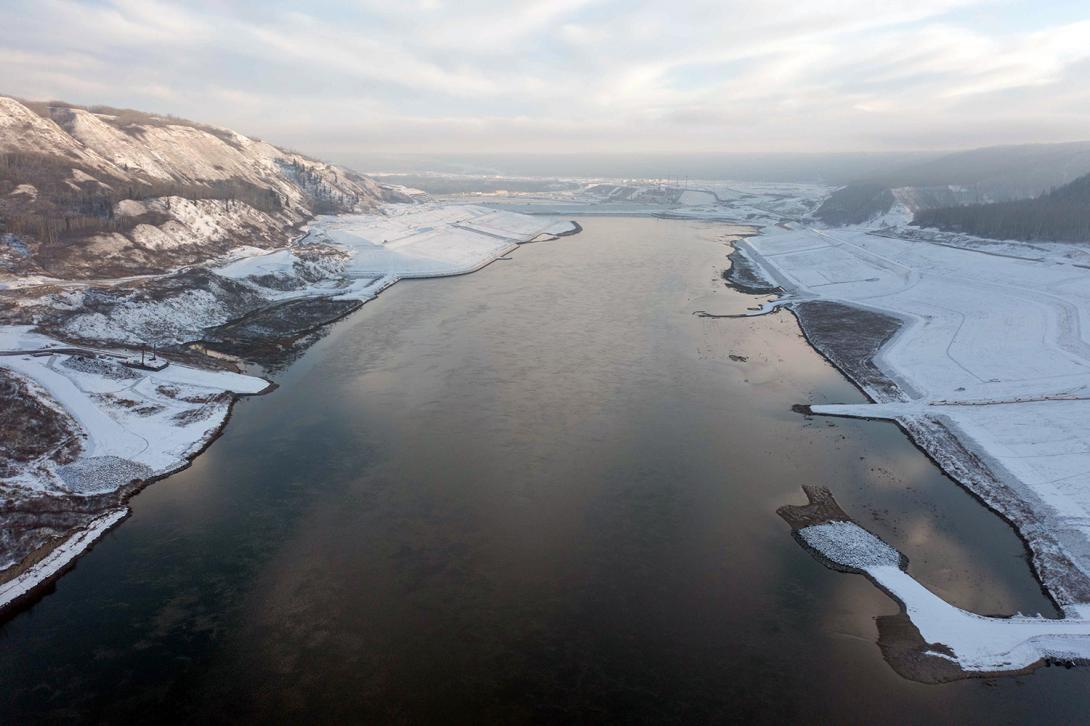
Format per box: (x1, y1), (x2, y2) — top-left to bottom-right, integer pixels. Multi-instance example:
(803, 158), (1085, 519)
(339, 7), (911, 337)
(0, 203), (579, 614)
(742, 223), (1090, 676)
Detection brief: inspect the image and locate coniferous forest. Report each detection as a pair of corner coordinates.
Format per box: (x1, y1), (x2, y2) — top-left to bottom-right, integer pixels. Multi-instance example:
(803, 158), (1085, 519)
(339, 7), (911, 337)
(914, 173), (1090, 242)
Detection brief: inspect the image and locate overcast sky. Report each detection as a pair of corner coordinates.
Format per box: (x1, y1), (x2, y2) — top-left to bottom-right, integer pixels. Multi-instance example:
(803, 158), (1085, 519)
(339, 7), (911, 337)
(3, 0), (1089, 155)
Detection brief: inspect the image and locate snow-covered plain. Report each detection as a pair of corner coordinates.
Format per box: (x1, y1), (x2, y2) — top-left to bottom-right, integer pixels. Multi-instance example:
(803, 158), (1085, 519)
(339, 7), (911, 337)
(741, 220), (1090, 672)
(217, 204), (578, 302)
(0, 325), (269, 495)
(435, 180), (827, 224)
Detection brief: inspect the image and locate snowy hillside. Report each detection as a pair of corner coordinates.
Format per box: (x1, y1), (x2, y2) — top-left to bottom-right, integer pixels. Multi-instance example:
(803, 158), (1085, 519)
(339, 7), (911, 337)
(0, 96), (400, 278)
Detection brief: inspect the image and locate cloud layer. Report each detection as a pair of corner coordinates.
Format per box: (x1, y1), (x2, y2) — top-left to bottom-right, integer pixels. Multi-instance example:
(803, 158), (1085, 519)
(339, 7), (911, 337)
(2, 0), (1089, 155)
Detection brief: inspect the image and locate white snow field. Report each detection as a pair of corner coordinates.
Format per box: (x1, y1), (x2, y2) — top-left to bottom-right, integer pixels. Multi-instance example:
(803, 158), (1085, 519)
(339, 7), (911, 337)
(436, 180), (827, 224)
(800, 521), (1090, 672)
(0, 325), (269, 494)
(218, 204), (578, 302)
(742, 223), (1090, 671)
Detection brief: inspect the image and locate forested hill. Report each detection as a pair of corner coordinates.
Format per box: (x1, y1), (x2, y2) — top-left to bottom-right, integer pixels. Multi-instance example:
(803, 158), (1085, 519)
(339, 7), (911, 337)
(913, 173), (1090, 242)
(813, 141), (1090, 226)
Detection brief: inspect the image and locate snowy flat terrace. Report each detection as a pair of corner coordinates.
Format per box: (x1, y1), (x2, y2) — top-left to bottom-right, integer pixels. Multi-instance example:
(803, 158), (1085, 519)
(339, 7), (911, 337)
(435, 181), (827, 224)
(0, 325), (268, 494)
(744, 224), (1090, 659)
(218, 204), (577, 295)
(314, 205), (577, 277)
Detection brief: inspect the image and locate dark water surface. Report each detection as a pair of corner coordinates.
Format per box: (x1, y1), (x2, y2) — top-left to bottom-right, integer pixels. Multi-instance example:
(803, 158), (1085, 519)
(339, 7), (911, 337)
(2, 217), (1088, 722)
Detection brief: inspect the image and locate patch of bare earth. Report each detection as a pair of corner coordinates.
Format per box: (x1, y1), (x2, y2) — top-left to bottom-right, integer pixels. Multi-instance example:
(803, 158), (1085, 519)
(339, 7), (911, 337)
(0, 368), (81, 478)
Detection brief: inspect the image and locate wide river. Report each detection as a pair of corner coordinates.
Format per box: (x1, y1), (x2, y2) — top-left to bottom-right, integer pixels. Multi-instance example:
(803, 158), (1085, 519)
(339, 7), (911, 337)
(2, 217), (1089, 721)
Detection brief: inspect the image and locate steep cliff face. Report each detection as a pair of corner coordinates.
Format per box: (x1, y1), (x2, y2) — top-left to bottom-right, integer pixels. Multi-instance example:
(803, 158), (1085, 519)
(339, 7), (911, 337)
(0, 96), (397, 278)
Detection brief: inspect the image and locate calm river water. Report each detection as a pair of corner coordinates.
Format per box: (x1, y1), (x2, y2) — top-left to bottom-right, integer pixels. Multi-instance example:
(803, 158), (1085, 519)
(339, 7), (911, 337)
(2, 217), (1088, 722)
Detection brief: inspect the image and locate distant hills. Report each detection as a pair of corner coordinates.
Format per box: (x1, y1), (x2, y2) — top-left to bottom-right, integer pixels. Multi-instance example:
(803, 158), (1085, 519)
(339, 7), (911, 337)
(914, 172), (1090, 242)
(809, 183), (897, 227)
(813, 141), (1090, 229)
(869, 141), (1090, 197)
(343, 150), (936, 184)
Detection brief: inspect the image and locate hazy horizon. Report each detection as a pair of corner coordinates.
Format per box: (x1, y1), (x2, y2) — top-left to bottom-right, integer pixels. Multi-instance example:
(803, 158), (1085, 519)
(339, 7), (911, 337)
(339, 150), (939, 182)
(3, 1), (1090, 156)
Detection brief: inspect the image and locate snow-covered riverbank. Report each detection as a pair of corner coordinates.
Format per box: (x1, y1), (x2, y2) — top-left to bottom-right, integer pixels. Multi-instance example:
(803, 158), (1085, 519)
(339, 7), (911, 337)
(0, 203), (579, 615)
(47, 204), (578, 348)
(0, 325), (270, 613)
(216, 204), (578, 302)
(740, 223), (1090, 675)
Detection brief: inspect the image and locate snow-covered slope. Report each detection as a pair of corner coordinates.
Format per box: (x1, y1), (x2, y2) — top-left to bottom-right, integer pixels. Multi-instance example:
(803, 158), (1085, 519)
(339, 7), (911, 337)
(0, 96), (393, 278)
(0, 97), (125, 175)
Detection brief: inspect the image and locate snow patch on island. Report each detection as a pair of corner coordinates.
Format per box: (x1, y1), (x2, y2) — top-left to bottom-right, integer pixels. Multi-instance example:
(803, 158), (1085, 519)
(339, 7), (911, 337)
(798, 520), (1090, 673)
(799, 521), (901, 569)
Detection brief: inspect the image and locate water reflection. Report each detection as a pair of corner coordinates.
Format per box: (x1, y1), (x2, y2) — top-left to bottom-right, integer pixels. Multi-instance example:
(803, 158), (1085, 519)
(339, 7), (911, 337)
(0, 217), (1083, 721)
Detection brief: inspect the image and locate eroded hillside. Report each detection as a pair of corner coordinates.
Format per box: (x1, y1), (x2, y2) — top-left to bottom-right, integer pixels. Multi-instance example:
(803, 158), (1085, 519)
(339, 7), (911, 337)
(0, 96), (405, 278)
